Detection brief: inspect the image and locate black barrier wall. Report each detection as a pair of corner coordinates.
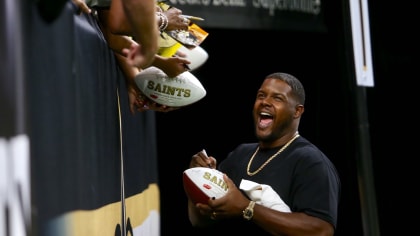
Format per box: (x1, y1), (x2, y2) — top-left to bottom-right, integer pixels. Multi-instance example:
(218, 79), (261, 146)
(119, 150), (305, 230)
(22, 2), (160, 235)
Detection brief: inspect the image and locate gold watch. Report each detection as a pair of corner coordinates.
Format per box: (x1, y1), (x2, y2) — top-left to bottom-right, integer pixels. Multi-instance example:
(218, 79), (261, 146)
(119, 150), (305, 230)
(242, 200), (256, 220)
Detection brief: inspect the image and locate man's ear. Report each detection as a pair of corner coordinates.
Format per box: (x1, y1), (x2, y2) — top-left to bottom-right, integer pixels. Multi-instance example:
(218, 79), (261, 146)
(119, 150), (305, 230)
(294, 104), (304, 118)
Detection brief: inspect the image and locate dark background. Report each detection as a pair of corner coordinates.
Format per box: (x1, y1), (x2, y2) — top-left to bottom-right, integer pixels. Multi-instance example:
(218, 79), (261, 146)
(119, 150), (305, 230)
(157, 0), (416, 235)
(1, 0), (416, 235)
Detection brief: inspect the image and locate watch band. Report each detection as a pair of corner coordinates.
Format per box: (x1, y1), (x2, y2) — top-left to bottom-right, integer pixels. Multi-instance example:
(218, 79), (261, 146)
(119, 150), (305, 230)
(242, 200), (256, 220)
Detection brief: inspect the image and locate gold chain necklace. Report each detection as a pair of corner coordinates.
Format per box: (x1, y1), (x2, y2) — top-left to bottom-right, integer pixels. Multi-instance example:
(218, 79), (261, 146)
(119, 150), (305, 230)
(247, 133), (300, 176)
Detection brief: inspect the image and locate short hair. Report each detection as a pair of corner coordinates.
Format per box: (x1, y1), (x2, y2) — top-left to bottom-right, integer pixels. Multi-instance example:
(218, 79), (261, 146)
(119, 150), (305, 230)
(265, 72), (306, 105)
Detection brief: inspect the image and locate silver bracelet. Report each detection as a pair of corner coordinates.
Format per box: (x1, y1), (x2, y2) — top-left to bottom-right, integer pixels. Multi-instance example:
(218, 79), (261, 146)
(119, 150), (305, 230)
(156, 12), (168, 32)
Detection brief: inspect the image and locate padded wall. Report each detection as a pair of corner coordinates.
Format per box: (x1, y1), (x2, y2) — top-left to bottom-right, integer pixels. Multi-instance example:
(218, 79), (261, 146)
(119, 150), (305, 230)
(24, 2), (159, 235)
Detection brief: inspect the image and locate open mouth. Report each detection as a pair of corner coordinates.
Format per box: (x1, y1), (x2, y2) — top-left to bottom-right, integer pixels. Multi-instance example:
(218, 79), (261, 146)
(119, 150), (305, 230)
(258, 112), (273, 128)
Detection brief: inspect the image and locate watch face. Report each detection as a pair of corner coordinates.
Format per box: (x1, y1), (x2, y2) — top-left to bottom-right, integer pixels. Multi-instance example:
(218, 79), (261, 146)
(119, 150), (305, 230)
(244, 209), (253, 220)
(243, 201), (255, 220)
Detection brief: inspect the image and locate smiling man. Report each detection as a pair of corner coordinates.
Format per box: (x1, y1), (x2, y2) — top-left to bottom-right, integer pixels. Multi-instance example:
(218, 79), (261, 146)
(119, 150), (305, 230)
(187, 72), (341, 236)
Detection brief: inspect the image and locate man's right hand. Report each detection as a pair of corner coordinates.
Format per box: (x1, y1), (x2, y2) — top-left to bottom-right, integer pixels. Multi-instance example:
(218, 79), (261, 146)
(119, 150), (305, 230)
(190, 150), (216, 169)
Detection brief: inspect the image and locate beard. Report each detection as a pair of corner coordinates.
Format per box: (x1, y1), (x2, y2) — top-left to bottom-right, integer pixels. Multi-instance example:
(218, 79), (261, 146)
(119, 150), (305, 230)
(254, 119), (292, 144)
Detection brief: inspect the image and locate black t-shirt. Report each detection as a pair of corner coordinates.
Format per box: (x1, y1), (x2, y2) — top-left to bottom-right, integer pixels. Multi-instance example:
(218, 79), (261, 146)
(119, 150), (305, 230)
(196, 136), (341, 235)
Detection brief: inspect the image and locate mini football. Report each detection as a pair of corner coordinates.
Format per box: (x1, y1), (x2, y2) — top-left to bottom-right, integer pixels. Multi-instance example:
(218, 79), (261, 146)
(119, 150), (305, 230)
(177, 45), (209, 71)
(183, 167), (228, 204)
(134, 67), (206, 107)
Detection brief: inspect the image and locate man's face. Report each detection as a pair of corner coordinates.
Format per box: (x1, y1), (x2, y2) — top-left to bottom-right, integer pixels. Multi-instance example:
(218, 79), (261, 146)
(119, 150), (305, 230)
(252, 78), (298, 143)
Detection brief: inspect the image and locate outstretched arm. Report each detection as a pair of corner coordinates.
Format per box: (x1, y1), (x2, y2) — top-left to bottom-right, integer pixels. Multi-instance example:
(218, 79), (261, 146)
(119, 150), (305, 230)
(117, 0), (158, 69)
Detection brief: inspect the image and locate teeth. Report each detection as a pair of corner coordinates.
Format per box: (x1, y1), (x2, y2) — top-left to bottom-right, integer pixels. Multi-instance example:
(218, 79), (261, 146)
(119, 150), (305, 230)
(260, 112), (271, 116)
